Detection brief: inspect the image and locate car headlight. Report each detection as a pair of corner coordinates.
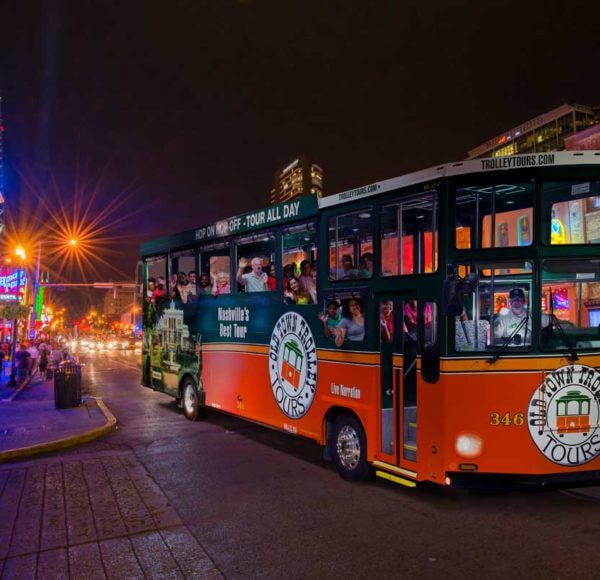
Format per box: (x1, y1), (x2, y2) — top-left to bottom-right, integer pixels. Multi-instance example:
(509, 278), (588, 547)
(455, 434), (483, 459)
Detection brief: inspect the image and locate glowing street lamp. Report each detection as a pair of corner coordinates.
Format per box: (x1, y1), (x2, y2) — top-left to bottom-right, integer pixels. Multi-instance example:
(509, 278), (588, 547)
(15, 246), (26, 261)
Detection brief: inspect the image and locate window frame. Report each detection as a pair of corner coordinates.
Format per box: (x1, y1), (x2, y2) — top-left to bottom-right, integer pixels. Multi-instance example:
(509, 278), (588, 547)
(327, 207), (374, 282)
(281, 221), (318, 306)
(379, 192), (439, 278)
(453, 181), (535, 251)
(539, 257), (600, 352)
(450, 260), (535, 355)
(234, 232), (276, 294)
(541, 180), (600, 247)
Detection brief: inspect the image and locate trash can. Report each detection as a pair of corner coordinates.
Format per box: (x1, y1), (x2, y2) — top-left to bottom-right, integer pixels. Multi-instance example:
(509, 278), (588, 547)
(54, 363), (82, 409)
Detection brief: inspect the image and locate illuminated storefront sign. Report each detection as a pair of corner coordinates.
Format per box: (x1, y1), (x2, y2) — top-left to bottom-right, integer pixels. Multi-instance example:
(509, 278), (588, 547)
(0, 268), (26, 302)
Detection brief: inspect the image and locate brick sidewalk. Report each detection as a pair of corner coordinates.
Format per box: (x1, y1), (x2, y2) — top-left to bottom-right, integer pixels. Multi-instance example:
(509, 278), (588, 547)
(0, 452), (222, 579)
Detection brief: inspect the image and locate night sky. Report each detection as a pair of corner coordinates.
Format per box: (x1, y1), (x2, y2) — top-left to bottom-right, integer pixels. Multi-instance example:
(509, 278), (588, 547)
(1, 0), (599, 292)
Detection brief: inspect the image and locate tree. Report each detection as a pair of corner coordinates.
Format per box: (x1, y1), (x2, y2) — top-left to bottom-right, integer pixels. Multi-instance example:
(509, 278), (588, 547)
(0, 303), (30, 321)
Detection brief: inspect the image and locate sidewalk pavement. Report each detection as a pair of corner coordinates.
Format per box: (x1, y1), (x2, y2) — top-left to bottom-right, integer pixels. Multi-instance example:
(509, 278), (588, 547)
(0, 372), (116, 462)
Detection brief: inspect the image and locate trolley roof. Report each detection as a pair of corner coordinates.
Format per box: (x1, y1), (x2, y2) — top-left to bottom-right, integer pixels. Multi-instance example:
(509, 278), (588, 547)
(141, 151), (600, 257)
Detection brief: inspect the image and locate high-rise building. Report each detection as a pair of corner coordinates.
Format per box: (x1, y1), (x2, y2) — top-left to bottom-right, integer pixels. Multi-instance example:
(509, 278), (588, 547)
(270, 155), (323, 205)
(103, 288), (135, 320)
(467, 103), (599, 159)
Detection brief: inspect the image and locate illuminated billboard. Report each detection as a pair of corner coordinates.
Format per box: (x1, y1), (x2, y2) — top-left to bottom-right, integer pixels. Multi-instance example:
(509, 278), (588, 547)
(0, 268), (27, 302)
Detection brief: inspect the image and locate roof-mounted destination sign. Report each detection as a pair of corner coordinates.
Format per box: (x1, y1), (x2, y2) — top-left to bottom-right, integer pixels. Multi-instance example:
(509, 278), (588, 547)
(141, 195), (319, 256)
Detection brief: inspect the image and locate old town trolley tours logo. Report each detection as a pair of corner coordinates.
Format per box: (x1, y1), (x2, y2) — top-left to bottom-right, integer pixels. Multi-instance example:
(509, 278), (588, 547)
(269, 312), (318, 419)
(528, 364), (600, 466)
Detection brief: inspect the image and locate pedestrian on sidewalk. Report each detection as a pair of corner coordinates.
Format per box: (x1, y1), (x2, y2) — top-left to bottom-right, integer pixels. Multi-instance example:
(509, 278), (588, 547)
(38, 345), (49, 380)
(14, 344), (31, 386)
(27, 342), (39, 377)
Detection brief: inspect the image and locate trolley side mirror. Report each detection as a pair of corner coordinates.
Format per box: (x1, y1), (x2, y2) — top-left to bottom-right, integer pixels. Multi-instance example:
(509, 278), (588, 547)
(442, 272), (479, 317)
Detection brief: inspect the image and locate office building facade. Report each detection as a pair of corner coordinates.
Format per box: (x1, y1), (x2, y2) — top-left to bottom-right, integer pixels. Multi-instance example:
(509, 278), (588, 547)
(467, 103), (598, 159)
(270, 156), (323, 205)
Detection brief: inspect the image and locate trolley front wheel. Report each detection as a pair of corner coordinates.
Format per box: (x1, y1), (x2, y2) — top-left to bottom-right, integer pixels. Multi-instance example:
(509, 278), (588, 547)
(331, 414), (370, 481)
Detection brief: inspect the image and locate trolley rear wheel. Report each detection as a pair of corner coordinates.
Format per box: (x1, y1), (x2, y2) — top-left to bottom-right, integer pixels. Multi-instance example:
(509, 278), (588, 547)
(181, 378), (203, 421)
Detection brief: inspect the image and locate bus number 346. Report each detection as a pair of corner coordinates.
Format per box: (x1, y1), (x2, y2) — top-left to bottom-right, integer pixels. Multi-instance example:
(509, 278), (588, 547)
(490, 412), (525, 426)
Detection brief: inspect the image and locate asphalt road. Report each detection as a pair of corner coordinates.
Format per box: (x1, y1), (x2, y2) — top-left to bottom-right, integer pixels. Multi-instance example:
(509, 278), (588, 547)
(9, 349), (600, 578)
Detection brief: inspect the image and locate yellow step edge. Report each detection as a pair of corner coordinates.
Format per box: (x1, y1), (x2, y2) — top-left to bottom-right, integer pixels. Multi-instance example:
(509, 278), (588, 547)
(376, 471), (417, 488)
(403, 444), (417, 451)
(372, 460), (417, 479)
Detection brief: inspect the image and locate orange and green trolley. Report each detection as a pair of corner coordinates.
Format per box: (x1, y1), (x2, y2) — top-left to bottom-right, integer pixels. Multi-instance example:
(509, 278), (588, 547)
(141, 151), (600, 488)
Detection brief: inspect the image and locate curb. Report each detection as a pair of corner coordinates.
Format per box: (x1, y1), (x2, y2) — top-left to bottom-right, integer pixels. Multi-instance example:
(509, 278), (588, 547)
(0, 397), (118, 463)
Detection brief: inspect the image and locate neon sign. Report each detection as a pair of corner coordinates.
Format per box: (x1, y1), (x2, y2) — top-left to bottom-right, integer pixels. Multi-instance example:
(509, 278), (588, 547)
(0, 268), (26, 302)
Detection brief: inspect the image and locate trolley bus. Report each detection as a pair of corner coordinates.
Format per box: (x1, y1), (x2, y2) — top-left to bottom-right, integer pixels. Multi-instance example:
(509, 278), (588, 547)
(141, 151), (600, 488)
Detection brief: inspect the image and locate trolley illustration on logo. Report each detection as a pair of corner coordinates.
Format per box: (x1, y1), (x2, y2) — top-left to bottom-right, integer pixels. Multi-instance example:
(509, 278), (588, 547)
(556, 390), (591, 436)
(281, 339), (304, 390)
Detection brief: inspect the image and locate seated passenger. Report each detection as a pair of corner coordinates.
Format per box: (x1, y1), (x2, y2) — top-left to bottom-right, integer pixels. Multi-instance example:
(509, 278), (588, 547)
(283, 263), (296, 289)
(237, 257), (269, 292)
(211, 271), (231, 296)
(493, 288), (542, 346)
(266, 263), (277, 291)
(403, 301), (417, 341)
(319, 300), (342, 339)
(187, 271), (197, 299)
(337, 254), (358, 279)
(359, 252), (374, 279)
(198, 272), (212, 295)
(334, 298), (365, 346)
(299, 260), (317, 304)
(284, 277), (310, 305)
(380, 300), (393, 342)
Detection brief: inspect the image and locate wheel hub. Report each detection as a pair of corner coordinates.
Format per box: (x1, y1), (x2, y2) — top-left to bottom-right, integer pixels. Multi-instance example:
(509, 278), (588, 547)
(184, 385), (195, 414)
(336, 425), (361, 470)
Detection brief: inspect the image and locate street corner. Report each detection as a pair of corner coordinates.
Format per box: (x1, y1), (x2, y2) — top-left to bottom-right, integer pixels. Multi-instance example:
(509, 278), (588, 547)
(0, 396), (117, 463)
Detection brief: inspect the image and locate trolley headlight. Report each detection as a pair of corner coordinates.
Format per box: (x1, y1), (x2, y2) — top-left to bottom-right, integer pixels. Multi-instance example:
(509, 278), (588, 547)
(455, 433), (483, 459)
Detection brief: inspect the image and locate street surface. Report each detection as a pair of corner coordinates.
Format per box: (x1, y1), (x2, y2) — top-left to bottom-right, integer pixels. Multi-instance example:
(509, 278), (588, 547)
(2, 349), (600, 579)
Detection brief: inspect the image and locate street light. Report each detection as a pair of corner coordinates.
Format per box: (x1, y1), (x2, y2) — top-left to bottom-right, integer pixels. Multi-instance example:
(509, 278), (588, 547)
(15, 246), (26, 261)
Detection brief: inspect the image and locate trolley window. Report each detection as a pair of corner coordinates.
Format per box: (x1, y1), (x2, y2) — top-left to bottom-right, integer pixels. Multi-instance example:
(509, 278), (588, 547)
(235, 233), (275, 293)
(169, 249), (197, 306)
(542, 181), (600, 245)
(320, 291), (367, 346)
(455, 183), (533, 249)
(328, 210), (373, 280)
(200, 242), (230, 297)
(453, 261), (534, 352)
(380, 194), (438, 276)
(282, 222), (318, 305)
(540, 259), (600, 351)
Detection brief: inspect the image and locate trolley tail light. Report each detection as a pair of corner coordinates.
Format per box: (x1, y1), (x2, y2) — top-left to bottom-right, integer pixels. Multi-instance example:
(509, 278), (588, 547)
(455, 433), (483, 459)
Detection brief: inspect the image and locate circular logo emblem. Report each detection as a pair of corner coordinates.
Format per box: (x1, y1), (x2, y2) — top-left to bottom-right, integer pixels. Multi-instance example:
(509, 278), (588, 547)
(528, 364), (600, 466)
(269, 312), (318, 419)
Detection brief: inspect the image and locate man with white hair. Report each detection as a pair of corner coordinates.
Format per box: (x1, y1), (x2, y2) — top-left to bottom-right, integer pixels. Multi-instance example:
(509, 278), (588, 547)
(236, 257), (269, 292)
